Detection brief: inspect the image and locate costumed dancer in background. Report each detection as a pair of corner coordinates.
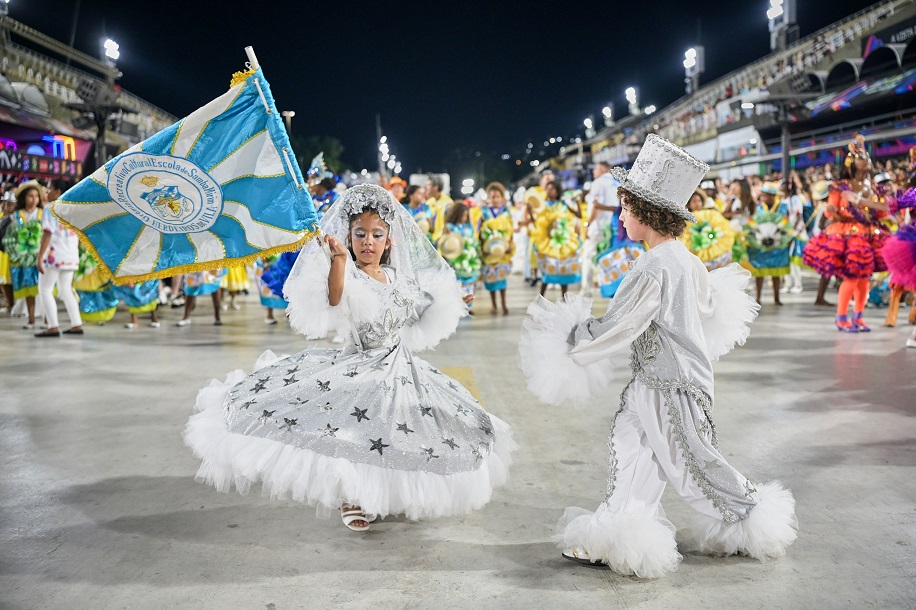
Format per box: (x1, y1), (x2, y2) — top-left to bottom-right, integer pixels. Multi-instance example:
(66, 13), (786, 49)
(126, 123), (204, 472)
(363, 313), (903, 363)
(724, 178), (755, 271)
(479, 182), (515, 315)
(882, 151), (916, 344)
(256, 255), (288, 325)
(34, 179), (83, 337)
(594, 206), (645, 299)
(184, 184), (515, 531)
(73, 253), (118, 325)
(803, 135), (890, 332)
(439, 202), (481, 314)
(426, 175), (453, 241)
(745, 181), (793, 305)
(680, 188), (736, 271)
(177, 269), (227, 327)
(113, 280), (161, 329)
(519, 186), (545, 286)
(807, 180), (834, 307)
(3, 181), (45, 328)
(533, 181), (582, 298)
(0, 192), (15, 312)
(519, 134), (797, 578)
(582, 162), (619, 296)
(781, 173), (814, 295)
(404, 184), (435, 242)
(221, 265), (249, 311)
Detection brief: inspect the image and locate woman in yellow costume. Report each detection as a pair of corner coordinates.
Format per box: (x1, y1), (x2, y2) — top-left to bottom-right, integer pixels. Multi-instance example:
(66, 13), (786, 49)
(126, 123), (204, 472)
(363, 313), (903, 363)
(680, 189), (736, 271)
(532, 181), (582, 297)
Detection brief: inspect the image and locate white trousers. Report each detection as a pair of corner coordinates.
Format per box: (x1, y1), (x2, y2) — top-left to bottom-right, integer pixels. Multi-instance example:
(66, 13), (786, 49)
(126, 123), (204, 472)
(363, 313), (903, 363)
(37, 267), (82, 329)
(605, 382), (723, 521)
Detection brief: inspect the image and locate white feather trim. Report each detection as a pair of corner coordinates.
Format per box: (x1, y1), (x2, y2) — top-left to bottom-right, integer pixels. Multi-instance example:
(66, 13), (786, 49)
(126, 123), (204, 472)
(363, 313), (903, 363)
(518, 293), (615, 407)
(183, 367), (516, 520)
(691, 481), (798, 560)
(400, 271), (468, 352)
(284, 258), (380, 340)
(703, 264), (760, 362)
(556, 505), (682, 578)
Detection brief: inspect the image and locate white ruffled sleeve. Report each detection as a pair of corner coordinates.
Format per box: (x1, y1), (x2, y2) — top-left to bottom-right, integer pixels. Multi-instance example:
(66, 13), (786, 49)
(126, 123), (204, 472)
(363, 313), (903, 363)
(284, 257), (379, 340)
(696, 262), (760, 362)
(399, 270), (468, 352)
(518, 271), (661, 406)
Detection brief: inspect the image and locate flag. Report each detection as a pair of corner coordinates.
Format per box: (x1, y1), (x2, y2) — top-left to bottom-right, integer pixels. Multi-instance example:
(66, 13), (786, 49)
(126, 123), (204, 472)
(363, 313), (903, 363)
(53, 60), (318, 284)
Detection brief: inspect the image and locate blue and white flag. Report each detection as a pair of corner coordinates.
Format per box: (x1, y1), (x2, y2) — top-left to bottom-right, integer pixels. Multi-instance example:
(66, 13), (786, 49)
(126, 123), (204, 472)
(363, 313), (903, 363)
(54, 60), (318, 284)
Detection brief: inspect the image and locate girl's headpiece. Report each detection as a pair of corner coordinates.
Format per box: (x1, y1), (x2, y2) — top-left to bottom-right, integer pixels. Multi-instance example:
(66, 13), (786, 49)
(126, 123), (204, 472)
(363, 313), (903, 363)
(339, 183), (396, 224)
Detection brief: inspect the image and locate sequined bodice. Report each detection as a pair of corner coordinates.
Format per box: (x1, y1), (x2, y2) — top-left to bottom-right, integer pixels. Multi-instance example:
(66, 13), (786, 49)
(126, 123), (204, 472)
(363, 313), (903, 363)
(354, 268), (420, 350)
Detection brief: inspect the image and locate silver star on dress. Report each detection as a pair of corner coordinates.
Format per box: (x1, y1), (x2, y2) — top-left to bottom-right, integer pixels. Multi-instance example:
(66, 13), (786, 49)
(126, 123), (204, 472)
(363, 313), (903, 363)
(251, 378), (270, 393)
(351, 407), (370, 423)
(317, 380), (331, 392)
(286, 365), (300, 375)
(319, 401), (333, 411)
(398, 376), (413, 386)
(397, 422), (415, 435)
(283, 375), (298, 386)
(258, 409), (276, 422)
(420, 405), (433, 417)
(369, 437), (390, 455)
(422, 447), (439, 462)
(280, 418), (298, 432)
(322, 424), (339, 437)
(442, 438), (459, 450)
(472, 445), (484, 461)
(455, 404), (470, 416)
(447, 381), (460, 391)
(479, 424), (493, 436)
(344, 367), (359, 378)
(240, 399), (257, 410)
(427, 368), (443, 375)
(370, 361), (387, 372)
(289, 397), (309, 405)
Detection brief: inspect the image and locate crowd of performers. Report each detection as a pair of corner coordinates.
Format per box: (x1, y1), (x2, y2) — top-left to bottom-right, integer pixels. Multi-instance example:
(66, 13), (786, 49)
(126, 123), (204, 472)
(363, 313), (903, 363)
(1, 132), (915, 349)
(11, 131), (916, 578)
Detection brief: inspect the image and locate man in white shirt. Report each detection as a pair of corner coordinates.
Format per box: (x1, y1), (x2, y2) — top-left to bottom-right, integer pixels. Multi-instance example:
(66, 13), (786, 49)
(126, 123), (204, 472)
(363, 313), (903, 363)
(582, 162), (619, 295)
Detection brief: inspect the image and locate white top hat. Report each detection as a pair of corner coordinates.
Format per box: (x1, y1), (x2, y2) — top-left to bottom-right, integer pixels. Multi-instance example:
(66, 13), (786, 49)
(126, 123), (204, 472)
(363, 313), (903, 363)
(611, 134), (709, 223)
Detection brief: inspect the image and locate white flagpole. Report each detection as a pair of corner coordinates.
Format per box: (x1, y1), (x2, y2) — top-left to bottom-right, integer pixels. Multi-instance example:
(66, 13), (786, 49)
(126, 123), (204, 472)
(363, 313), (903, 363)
(245, 46), (260, 69)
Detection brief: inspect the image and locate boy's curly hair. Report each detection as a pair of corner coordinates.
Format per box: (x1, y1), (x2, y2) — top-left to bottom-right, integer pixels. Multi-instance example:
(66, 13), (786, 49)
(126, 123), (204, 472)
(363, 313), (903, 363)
(618, 187), (687, 237)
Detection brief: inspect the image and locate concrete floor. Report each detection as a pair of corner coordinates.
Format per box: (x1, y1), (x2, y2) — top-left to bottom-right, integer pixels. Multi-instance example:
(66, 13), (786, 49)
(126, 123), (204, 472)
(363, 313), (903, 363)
(1, 275), (914, 609)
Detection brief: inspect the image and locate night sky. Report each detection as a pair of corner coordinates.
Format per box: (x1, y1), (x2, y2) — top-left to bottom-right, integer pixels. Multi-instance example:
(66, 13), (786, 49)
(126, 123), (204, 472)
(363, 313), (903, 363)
(17, 0), (872, 172)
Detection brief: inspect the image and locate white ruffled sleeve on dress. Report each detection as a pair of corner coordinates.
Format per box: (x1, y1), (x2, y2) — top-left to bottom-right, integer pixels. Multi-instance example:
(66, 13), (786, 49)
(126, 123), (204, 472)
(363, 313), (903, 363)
(518, 272), (660, 406)
(399, 271), (468, 352)
(696, 262), (760, 362)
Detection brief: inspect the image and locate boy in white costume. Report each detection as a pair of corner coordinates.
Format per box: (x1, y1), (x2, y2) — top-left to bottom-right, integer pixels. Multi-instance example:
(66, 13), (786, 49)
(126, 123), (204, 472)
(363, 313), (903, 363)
(519, 135), (798, 578)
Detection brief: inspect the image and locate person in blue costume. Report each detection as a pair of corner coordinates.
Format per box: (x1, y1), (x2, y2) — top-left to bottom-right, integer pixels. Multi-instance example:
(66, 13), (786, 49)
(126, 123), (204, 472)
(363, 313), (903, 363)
(177, 269), (227, 326)
(438, 202), (481, 314)
(113, 280), (161, 329)
(478, 182), (515, 314)
(404, 185), (436, 242)
(744, 182), (793, 305)
(256, 256), (288, 325)
(595, 204), (646, 298)
(311, 178), (340, 219)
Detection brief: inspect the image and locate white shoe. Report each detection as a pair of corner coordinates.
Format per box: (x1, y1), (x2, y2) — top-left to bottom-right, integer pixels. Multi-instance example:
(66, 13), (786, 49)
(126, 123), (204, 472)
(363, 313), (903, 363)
(220, 303), (228, 311)
(264, 318), (277, 325)
(907, 338), (916, 349)
(231, 303), (241, 310)
(149, 321), (161, 328)
(124, 322), (138, 329)
(22, 323), (35, 330)
(779, 285), (790, 294)
(176, 318), (191, 327)
(789, 285), (803, 294)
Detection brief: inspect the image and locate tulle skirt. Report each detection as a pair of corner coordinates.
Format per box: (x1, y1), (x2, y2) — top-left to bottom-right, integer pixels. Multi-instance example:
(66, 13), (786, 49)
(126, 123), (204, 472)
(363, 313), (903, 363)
(883, 224), (916, 289)
(803, 222), (888, 279)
